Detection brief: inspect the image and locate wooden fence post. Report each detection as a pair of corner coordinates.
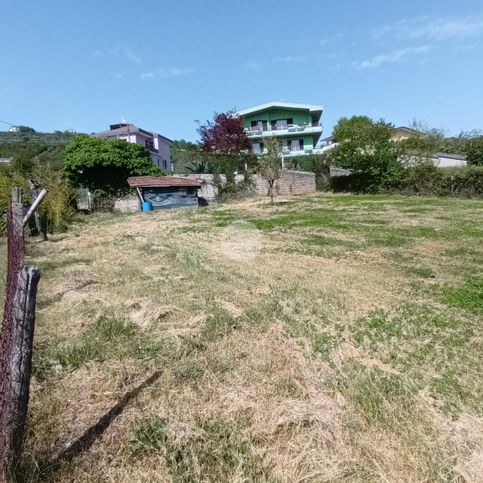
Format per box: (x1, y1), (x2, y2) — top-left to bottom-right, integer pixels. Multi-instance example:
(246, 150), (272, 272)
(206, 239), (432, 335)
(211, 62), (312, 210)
(8, 266), (41, 462)
(0, 187), (44, 481)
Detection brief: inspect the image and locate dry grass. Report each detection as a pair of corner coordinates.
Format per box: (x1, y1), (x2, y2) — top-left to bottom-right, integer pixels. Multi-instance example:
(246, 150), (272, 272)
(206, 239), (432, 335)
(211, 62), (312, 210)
(1, 193), (482, 482)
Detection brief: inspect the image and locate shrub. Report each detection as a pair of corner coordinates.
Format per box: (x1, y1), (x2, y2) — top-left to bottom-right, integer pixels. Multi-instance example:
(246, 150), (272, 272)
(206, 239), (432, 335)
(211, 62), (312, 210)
(396, 164), (483, 197)
(330, 164), (483, 198)
(34, 166), (75, 232)
(0, 167), (28, 235)
(63, 135), (161, 195)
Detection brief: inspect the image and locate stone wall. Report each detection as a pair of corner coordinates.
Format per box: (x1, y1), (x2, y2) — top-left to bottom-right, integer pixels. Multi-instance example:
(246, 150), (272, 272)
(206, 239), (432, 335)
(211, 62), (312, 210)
(114, 196), (139, 213)
(252, 170), (316, 197)
(175, 170), (315, 201)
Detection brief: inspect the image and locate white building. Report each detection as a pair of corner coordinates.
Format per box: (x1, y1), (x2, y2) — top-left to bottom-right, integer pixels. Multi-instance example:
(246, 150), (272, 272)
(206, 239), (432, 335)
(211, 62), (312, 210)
(93, 123), (172, 172)
(432, 152), (467, 168)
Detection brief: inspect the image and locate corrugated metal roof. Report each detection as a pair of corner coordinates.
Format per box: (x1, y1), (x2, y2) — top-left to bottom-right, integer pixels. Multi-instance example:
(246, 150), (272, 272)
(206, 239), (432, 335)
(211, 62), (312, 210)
(434, 152), (467, 161)
(128, 176), (201, 188)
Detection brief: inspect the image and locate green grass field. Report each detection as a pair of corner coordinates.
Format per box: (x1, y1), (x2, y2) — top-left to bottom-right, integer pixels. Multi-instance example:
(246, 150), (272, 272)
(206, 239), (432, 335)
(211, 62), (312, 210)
(1, 193), (482, 482)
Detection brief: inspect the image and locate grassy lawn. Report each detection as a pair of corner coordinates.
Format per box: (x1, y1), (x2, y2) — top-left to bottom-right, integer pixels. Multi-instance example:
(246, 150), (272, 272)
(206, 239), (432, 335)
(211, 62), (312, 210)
(2, 193), (482, 481)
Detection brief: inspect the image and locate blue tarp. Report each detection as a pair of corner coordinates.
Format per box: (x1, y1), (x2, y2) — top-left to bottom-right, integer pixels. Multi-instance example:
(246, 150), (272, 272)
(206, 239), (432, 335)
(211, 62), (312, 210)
(142, 187), (198, 210)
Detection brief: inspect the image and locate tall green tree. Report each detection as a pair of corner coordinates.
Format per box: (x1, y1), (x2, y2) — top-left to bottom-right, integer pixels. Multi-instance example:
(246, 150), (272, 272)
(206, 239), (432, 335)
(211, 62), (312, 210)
(63, 135), (160, 194)
(465, 136), (483, 166)
(329, 116), (401, 192)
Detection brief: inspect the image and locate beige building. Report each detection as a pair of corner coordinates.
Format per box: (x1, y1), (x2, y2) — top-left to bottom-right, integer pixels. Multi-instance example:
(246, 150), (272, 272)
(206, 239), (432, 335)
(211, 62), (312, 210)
(93, 123), (172, 172)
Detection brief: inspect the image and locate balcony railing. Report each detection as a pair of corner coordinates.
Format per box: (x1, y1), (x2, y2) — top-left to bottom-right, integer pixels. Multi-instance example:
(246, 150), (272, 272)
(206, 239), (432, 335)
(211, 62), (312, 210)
(245, 123), (322, 137)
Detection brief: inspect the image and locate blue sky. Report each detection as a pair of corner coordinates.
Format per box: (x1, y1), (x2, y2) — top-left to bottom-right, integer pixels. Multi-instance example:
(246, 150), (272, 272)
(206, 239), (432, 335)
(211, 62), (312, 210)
(1, 0), (482, 141)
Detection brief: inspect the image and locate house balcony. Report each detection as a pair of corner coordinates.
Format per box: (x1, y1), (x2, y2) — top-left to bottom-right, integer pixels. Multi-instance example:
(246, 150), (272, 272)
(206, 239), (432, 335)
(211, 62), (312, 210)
(245, 123), (323, 138)
(281, 148), (316, 157)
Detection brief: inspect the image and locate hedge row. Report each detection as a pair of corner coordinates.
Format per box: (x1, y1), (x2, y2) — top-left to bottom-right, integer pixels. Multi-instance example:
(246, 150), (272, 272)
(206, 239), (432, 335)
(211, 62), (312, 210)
(330, 164), (483, 198)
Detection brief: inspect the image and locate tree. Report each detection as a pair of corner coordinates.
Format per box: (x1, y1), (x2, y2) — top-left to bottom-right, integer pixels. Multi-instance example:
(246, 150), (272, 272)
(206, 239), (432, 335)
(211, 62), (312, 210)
(197, 110), (251, 154)
(329, 116), (401, 192)
(63, 135), (160, 194)
(11, 147), (36, 177)
(257, 137), (281, 203)
(171, 139), (202, 173)
(465, 136), (483, 166)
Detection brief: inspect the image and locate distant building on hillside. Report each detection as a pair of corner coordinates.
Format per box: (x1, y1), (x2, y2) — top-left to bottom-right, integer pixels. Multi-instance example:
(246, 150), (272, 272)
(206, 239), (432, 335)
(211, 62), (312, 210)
(93, 123), (172, 172)
(236, 102), (324, 158)
(390, 126), (425, 141)
(0, 157), (12, 164)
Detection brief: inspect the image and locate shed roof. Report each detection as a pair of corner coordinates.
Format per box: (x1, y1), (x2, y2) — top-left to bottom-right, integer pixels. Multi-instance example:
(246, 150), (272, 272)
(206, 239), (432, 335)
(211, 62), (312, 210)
(434, 152), (467, 161)
(128, 176), (201, 188)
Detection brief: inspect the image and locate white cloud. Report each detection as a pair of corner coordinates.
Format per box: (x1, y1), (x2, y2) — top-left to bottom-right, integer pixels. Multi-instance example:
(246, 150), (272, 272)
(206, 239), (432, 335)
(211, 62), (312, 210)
(272, 55), (308, 63)
(140, 67), (195, 80)
(91, 47), (143, 64)
(123, 47), (143, 64)
(140, 71), (155, 80)
(244, 61), (261, 70)
(353, 45), (433, 69)
(375, 16), (483, 42)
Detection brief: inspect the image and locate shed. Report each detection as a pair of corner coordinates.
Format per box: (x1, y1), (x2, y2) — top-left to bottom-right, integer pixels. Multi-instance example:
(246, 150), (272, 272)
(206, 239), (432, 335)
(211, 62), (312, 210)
(127, 176), (201, 210)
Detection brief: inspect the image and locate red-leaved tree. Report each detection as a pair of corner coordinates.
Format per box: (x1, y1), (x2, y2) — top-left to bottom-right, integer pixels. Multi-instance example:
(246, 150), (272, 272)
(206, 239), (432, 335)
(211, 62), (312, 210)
(197, 110), (251, 154)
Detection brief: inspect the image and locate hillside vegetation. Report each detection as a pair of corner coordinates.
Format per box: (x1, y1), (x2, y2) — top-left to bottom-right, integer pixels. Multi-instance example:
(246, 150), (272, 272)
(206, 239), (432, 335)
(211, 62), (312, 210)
(1, 194), (482, 482)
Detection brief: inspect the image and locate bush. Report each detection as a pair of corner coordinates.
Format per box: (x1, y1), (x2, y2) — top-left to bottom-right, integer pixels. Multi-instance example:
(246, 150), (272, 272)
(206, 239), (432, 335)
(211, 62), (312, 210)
(0, 164), (74, 236)
(34, 166), (75, 232)
(396, 164), (483, 197)
(63, 135), (161, 195)
(330, 164), (483, 198)
(0, 167), (27, 235)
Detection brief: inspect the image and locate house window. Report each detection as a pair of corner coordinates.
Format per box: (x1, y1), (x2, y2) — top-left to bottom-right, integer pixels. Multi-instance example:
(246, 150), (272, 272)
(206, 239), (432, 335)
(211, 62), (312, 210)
(145, 139), (154, 151)
(250, 120), (267, 131)
(163, 160), (167, 169)
(271, 118), (293, 130)
(252, 142), (264, 154)
(287, 139), (304, 151)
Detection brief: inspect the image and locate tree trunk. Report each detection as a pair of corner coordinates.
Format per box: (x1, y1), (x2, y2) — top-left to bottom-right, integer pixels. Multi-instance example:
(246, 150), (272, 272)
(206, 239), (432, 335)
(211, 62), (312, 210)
(268, 180), (274, 204)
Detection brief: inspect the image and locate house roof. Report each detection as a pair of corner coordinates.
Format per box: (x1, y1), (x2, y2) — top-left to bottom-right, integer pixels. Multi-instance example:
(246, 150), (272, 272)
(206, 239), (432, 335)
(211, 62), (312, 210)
(128, 176), (201, 188)
(434, 152), (467, 161)
(237, 102), (324, 117)
(93, 124), (173, 143)
(392, 126), (425, 137)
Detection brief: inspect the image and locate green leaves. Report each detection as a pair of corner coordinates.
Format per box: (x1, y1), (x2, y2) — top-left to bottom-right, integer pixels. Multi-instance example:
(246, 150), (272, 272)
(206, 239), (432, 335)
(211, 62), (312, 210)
(63, 136), (161, 194)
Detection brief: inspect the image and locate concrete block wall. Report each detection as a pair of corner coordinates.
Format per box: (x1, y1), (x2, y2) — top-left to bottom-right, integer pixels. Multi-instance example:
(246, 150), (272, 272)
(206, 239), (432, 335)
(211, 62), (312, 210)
(175, 170), (315, 201)
(114, 196), (139, 213)
(253, 170), (316, 197)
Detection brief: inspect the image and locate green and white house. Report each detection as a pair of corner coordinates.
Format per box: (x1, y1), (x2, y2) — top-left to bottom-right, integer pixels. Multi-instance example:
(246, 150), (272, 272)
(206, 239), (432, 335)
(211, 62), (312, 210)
(236, 102), (324, 158)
